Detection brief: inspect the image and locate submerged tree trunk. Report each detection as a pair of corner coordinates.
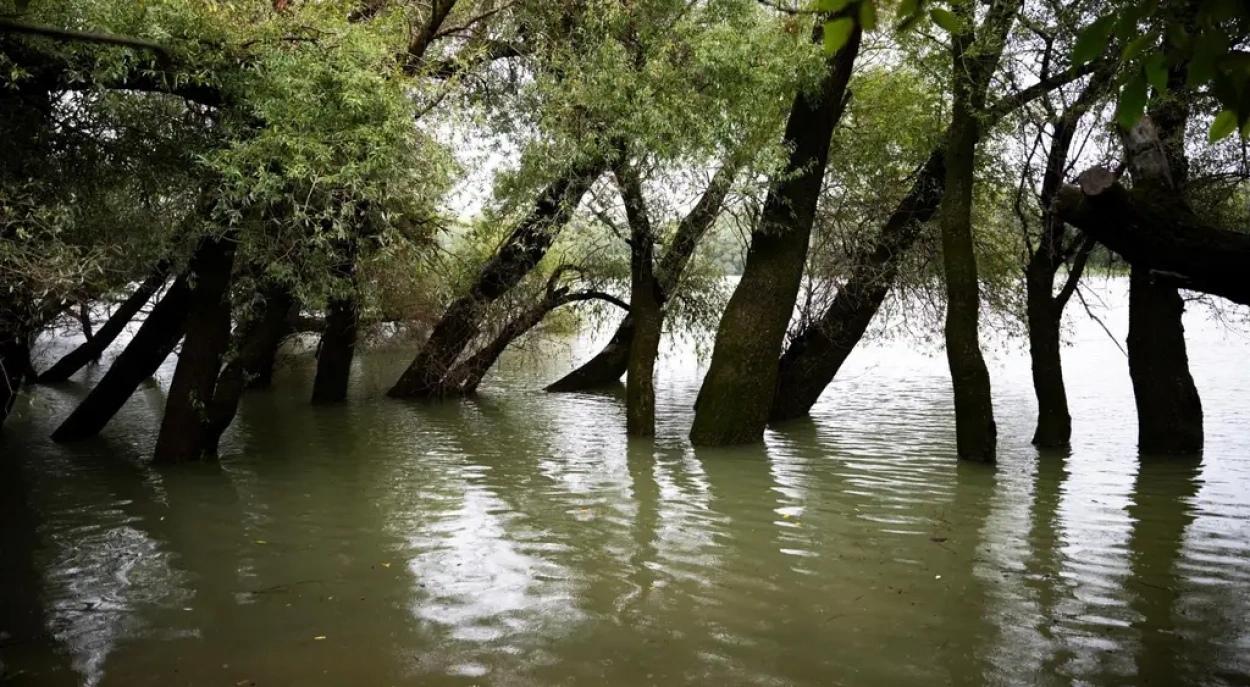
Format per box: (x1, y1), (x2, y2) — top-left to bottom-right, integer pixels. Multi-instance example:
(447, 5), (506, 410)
(1122, 102), (1202, 456)
(203, 285), (295, 455)
(1127, 269), (1203, 454)
(312, 244), (359, 405)
(389, 157), (607, 399)
(614, 162), (662, 436)
(153, 236), (238, 463)
(1023, 74), (1106, 448)
(51, 276), (192, 441)
(768, 64), (1101, 423)
(771, 148), (946, 422)
(546, 163), (737, 393)
(37, 265), (170, 383)
(688, 20), (860, 446)
(934, 0), (1020, 462)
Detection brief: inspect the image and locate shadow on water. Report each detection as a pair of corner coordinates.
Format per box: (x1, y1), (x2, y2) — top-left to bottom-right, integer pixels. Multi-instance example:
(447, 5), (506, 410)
(1125, 454), (1202, 687)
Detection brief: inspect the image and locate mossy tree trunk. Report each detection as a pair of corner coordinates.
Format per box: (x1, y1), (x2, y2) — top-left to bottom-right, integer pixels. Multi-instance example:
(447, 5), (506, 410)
(153, 235), (238, 463)
(688, 18), (861, 446)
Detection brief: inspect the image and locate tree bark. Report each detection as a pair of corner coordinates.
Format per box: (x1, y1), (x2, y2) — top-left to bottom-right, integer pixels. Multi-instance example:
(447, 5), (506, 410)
(770, 148), (946, 422)
(688, 19), (860, 446)
(546, 163), (736, 393)
(51, 276), (192, 441)
(312, 244), (360, 405)
(203, 285), (295, 455)
(389, 157), (608, 398)
(37, 265), (170, 383)
(153, 236), (238, 463)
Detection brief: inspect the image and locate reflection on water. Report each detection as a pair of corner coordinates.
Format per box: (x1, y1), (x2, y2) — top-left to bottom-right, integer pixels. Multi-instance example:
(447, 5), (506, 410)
(2, 281), (1250, 686)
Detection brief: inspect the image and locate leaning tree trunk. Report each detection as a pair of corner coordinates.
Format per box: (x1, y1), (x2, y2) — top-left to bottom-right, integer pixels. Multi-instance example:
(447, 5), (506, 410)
(768, 61), (1101, 423)
(38, 264), (170, 383)
(688, 19), (861, 446)
(153, 236), (238, 463)
(546, 162), (737, 393)
(389, 157), (607, 399)
(51, 276), (192, 441)
(770, 148), (946, 422)
(203, 285), (295, 455)
(312, 244), (359, 405)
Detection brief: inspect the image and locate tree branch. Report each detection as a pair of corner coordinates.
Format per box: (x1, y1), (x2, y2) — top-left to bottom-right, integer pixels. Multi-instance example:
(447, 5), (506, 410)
(0, 17), (170, 59)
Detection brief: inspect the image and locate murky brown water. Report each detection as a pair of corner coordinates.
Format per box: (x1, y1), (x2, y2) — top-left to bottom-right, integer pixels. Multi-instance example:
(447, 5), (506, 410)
(2, 280), (1249, 687)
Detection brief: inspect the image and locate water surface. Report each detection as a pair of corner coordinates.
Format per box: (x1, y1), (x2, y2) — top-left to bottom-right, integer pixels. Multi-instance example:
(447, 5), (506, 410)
(3, 281), (1249, 686)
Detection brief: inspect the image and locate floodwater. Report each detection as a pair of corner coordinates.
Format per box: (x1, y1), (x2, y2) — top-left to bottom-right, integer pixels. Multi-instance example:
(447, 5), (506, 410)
(2, 280), (1249, 687)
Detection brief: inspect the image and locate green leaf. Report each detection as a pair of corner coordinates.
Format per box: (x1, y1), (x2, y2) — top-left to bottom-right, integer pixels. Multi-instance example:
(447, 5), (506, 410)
(1072, 15), (1115, 66)
(859, 1), (878, 32)
(929, 7), (960, 33)
(1209, 109), (1238, 143)
(823, 17), (855, 54)
(1121, 34), (1153, 61)
(1115, 73), (1148, 129)
(899, 0), (920, 15)
(818, 0), (853, 11)
(1144, 55), (1169, 94)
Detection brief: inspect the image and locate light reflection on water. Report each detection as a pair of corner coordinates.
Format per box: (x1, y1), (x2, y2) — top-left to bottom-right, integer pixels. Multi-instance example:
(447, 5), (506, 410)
(1, 281), (1249, 686)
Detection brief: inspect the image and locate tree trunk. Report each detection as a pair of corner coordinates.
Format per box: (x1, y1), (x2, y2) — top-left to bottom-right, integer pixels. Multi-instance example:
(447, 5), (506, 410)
(545, 160), (736, 393)
(1121, 94), (1202, 456)
(1127, 269), (1203, 455)
(37, 265), (170, 383)
(939, 102), (997, 462)
(1, 337), (28, 431)
(51, 275), (192, 441)
(312, 245), (360, 405)
(389, 157), (607, 398)
(934, 0), (1021, 462)
(767, 58), (1098, 423)
(153, 236), (238, 463)
(771, 148), (946, 422)
(444, 288), (630, 395)
(688, 20), (860, 446)
(1025, 267), (1070, 447)
(311, 296), (358, 404)
(545, 315), (634, 391)
(203, 285), (295, 455)
(615, 162), (663, 437)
